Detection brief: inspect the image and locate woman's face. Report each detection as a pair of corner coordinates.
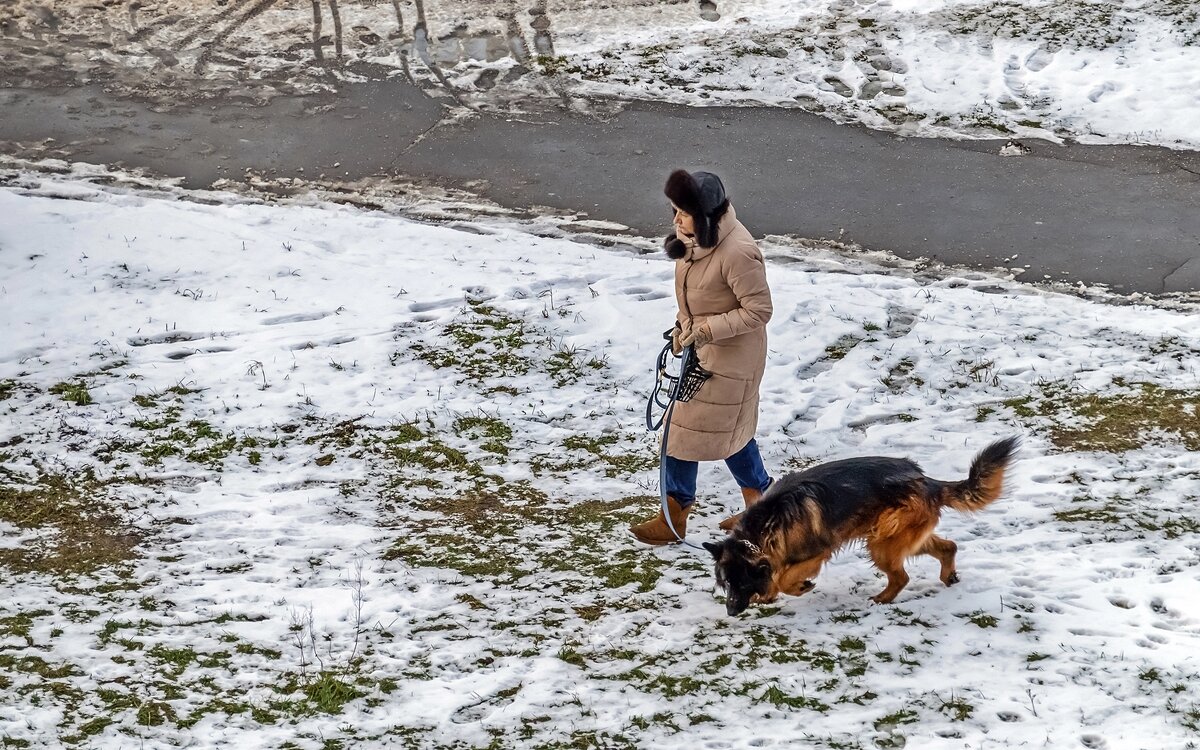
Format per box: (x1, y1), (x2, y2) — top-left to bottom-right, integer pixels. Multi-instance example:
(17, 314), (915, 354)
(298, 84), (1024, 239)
(672, 204), (695, 238)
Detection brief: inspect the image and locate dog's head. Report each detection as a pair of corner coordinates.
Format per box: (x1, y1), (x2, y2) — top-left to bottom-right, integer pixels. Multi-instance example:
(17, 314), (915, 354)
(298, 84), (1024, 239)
(702, 537), (773, 616)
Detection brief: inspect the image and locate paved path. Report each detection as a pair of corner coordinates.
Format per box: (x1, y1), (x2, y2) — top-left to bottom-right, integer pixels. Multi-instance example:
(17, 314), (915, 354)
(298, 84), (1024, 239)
(3, 80), (1199, 293)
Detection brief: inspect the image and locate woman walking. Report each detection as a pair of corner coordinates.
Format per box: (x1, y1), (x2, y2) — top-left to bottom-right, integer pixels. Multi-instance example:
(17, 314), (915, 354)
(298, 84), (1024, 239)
(630, 169), (774, 545)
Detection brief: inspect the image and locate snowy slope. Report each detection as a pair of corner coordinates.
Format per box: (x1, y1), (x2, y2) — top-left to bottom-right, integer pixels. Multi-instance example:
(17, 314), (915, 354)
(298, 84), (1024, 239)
(1, 168), (1199, 748)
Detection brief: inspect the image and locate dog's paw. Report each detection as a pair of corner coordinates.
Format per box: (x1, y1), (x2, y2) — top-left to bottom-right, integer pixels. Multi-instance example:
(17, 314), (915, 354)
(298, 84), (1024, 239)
(784, 580), (816, 597)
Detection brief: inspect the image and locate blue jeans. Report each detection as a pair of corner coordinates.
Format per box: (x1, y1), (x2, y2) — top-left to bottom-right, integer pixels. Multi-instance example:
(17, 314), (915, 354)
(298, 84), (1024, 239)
(665, 439), (771, 508)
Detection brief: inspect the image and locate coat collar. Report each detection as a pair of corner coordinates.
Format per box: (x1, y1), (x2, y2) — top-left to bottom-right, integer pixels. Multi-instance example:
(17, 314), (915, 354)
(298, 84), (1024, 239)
(682, 205), (738, 263)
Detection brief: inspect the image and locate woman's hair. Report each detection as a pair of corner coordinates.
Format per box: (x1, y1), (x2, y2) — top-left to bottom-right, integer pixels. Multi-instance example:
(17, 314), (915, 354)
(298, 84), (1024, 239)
(664, 169), (730, 248)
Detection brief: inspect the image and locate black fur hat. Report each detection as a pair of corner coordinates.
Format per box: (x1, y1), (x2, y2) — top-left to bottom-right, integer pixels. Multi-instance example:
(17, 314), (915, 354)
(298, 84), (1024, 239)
(664, 169), (730, 250)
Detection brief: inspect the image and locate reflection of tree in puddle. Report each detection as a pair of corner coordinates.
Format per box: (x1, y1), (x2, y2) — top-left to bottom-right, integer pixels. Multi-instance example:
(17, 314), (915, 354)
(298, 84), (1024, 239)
(0, 0), (720, 106)
(402, 0), (563, 106)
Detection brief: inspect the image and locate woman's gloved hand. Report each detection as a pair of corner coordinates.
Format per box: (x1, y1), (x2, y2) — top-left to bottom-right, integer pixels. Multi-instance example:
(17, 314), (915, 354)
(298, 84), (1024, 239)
(680, 323), (713, 348)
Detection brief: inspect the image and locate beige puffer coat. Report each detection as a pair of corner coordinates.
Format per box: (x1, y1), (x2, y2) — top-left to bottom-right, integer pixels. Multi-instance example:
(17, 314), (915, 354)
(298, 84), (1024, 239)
(667, 205), (772, 461)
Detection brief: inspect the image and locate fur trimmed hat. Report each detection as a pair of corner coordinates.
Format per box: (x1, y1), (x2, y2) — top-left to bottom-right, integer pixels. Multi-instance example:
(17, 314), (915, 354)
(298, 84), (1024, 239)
(664, 169), (729, 250)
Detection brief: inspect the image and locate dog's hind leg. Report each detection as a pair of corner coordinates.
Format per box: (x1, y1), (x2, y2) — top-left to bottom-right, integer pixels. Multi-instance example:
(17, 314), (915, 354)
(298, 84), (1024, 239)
(866, 538), (913, 604)
(918, 535), (959, 586)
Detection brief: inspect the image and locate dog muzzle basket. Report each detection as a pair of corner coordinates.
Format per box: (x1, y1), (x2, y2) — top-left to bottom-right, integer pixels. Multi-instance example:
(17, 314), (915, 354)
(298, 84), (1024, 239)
(646, 330), (712, 431)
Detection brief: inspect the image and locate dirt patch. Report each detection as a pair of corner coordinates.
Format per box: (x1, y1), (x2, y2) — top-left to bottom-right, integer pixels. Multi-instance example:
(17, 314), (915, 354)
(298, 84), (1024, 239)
(0, 470), (144, 577)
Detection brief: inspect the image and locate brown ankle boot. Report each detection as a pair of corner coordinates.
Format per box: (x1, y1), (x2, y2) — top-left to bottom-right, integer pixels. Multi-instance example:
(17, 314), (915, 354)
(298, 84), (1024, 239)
(718, 486), (764, 532)
(629, 496), (693, 545)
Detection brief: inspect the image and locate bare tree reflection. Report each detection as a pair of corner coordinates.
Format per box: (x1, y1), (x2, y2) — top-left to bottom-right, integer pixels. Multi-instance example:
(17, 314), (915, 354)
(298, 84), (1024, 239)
(311, 0), (345, 62)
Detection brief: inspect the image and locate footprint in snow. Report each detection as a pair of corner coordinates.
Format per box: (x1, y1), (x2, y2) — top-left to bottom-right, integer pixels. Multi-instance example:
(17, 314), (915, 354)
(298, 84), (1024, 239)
(408, 297), (461, 313)
(128, 331), (203, 346)
(1088, 82), (1118, 103)
(261, 311), (333, 325)
(167, 345), (235, 360)
(884, 305), (917, 338)
(287, 336), (356, 351)
(823, 76), (855, 99)
(622, 285), (670, 301)
(1024, 46), (1055, 72)
(462, 285), (495, 302)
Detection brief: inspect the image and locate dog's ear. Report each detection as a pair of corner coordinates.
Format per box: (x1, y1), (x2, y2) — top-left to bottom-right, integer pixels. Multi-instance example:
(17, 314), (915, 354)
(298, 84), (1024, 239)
(702, 541), (723, 559)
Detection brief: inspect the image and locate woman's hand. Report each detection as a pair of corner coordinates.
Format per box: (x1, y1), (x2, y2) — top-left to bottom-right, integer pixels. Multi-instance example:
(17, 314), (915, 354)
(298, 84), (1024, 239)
(680, 323), (713, 348)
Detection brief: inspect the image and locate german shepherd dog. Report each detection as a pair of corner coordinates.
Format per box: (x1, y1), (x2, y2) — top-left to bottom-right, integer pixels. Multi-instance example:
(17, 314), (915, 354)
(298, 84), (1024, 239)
(703, 437), (1019, 616)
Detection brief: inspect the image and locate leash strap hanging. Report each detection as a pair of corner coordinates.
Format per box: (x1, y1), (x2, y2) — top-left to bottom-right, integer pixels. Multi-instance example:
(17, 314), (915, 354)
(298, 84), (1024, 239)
(646, 336), (710, 548)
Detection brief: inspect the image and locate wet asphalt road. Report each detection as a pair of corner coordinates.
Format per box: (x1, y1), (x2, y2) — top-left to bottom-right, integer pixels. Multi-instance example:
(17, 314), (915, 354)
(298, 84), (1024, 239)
(3, 79), (1199, 294)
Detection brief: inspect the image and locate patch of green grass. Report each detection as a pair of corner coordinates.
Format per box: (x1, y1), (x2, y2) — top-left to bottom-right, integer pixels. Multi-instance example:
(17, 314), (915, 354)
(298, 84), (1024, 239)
(838, 636), (866, 652)
(1006, 380), (1200, 452)
(545, 344), (605, 387)
(937, 693), (975, 721)
(304, 672), (362, 714)
(0, 652), (82, 680)
(136, 700), (176, 727)
(874, 708), (919, 730)
(1053, 494), (1200, 539)
(49, 381), (93, 406)
(383, 532), (529, 582)
(824, 335), (864, 361)
(583, 548), (667, 593)
(0, 610), (50, 645)
(147, 644), (198, 677)
(387, 422), (423, 444)
(557, 434), (656, 478)
(176, 698), (253, 729)
(453, 414), (513, 455)
(0, 379), (18, 401)
(409, 304), (534, 383)
(387, 438), (473, 473)
(762, 685), (830, 712)
(128, 390), (249, 468)
(132, 385), (201, 409)
(957, 611), (999, 629)
(881, 358), (924, 394)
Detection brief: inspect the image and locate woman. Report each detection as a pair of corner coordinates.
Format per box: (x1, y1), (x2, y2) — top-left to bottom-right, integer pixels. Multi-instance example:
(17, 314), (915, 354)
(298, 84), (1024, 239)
(630, 169), (774, 545)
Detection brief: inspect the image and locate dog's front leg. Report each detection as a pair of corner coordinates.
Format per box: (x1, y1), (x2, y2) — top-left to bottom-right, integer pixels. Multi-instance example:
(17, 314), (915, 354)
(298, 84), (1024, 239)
(775, 558), (824, 597)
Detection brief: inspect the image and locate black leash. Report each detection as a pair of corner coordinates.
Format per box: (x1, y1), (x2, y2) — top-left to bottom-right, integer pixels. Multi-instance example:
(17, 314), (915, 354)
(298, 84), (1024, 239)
(646, 330), (712, 547)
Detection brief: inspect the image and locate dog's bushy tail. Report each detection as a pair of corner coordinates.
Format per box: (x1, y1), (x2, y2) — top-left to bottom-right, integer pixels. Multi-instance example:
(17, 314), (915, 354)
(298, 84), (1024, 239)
(938, 436), (1020, 513)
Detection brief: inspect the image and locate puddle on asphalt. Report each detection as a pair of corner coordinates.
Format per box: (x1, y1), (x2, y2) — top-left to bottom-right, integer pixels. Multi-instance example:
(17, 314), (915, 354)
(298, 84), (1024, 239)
(0, 0), (726, 112)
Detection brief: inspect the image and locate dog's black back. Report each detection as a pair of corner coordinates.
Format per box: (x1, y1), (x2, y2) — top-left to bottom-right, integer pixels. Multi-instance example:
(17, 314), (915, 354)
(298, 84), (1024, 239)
(738, 456), (929, 559)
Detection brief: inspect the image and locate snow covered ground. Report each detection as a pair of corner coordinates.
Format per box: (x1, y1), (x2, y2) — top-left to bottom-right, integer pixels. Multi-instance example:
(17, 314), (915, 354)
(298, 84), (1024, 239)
(2, 0), (1198, 149)
(2, 165), (1200, 748)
